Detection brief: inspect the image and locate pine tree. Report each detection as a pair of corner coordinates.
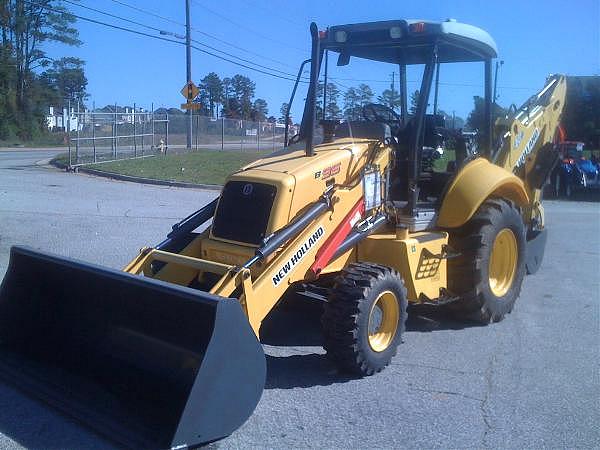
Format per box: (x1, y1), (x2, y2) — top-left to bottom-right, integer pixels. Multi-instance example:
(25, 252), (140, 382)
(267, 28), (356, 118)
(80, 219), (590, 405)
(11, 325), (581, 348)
(200, 72), (223, 118)
(251, 98), (268, 121)
(377, 89), (401, 111)
(324, 83), (341, 120)
(409, 90), (420, 115)
(357, 83), (374, 107)
(343, 87), (361, 120)
(230, 74), (255, 120)
(279, 102), (289, 123)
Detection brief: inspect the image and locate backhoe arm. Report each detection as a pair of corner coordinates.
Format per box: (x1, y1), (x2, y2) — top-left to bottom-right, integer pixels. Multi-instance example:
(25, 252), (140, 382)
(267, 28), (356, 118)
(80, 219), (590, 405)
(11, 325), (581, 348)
(494, 74), (566, 225)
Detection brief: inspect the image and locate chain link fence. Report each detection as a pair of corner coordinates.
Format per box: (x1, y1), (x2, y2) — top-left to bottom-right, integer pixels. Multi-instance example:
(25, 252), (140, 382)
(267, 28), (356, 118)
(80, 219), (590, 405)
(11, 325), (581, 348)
(65, 109), (296, 167)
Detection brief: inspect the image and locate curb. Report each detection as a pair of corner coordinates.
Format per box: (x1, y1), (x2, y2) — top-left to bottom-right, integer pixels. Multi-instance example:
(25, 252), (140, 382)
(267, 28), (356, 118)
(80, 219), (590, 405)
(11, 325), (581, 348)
(49, 158), (223, 191)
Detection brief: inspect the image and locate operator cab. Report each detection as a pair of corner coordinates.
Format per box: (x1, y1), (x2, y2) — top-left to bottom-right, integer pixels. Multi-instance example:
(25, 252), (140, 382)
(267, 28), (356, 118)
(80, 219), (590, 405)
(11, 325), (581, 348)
(287, 19), (498, 226)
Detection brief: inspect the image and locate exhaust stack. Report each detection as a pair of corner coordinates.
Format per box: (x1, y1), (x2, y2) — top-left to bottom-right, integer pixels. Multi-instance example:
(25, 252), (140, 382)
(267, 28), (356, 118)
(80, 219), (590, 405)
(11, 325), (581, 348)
(305, 22), (321, 157)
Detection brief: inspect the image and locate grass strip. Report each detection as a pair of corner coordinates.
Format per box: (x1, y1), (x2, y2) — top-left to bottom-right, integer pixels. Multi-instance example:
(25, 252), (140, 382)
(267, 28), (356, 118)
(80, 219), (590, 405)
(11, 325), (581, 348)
(85, 150), (267, 185)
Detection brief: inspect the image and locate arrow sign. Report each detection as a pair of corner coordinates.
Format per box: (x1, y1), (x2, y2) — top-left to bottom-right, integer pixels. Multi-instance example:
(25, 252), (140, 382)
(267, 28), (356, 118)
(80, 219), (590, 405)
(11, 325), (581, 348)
(181, 81), (200, 100)
(181, 102), (201, 110)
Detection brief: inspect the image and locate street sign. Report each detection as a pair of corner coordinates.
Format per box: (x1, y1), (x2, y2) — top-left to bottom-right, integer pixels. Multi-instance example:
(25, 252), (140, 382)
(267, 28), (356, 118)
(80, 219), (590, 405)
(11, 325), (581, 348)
(180, 81), (200, 100)
(181, 102), (201, 110)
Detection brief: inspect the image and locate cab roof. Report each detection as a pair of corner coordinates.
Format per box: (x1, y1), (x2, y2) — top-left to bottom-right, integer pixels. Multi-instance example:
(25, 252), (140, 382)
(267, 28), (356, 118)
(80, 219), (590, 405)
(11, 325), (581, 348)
(324, 19), (498, 64)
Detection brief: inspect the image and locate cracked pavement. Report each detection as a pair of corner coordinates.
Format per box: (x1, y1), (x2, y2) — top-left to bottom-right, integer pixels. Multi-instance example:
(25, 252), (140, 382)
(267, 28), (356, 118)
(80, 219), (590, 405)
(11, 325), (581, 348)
(0, 150), (598, 449)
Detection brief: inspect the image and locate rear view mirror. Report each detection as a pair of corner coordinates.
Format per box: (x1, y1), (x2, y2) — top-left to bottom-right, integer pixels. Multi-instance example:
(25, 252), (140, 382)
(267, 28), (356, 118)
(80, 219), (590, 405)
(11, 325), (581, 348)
(337, 53), (350, 66)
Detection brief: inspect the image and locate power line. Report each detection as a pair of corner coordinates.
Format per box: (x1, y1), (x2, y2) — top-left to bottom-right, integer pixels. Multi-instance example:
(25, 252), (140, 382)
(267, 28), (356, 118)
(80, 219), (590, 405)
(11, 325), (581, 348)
(25, 0), (307, 83)
(106, 0), (300, 69)
(63, 0), (169, 34)
(107, 0), (185, 27)
(191, 43), (304, 82)
(68, 0), (307, 79)
(90, 1), (432, 88)
(190, 0), (306, 54)
(25, 0), (188, 45)
(249, 1), (307, 28)
(35, 0), (539, 93)
(190, 37), (306, 79)
(102, 2), (539, 92)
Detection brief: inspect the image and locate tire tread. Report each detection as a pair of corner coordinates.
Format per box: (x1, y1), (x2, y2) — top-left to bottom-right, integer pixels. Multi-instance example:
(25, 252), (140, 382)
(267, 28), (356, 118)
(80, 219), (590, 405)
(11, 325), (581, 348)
(322, 263), (408, 376)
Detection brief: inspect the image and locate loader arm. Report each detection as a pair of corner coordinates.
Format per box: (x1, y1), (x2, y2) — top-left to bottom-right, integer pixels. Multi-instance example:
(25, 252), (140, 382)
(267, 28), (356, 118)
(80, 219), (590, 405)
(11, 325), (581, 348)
(125, 189), (367, 336)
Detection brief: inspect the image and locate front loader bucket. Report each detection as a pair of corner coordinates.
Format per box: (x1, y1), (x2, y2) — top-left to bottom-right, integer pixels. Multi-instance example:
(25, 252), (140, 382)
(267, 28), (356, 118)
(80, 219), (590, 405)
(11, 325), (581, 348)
(0, 246), (266, 449)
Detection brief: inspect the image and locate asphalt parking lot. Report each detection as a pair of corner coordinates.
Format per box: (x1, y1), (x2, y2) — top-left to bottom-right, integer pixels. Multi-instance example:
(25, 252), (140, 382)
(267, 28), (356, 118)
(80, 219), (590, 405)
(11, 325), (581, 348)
(0, 150), (598, 449)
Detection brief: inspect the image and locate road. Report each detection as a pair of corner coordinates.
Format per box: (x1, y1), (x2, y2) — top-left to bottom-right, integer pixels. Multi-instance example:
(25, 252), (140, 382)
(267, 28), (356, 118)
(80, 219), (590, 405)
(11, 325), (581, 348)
(0, 150), (598, 449)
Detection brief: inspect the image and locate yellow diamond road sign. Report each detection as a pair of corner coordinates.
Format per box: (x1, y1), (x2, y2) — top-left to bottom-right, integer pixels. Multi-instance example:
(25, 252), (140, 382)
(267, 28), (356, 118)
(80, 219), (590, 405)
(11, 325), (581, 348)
(181, 81), (199, 100)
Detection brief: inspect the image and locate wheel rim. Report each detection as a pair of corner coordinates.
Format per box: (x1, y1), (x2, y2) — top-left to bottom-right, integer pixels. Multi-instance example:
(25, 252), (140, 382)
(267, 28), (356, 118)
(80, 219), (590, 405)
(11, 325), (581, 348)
(368, 291), (399, 352)
(488, 228), (518, 297)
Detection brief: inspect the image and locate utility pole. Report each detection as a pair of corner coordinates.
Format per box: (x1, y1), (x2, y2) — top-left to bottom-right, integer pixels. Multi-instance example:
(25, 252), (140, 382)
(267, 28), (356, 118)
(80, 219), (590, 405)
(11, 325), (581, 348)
(399, 64), (407, 124)
(185, 0), (193, 149)
(433, 63), (440, 116)
(390, 72), (395, 113)
(493, 60), (504, 103)
(322, 50), (328, 119)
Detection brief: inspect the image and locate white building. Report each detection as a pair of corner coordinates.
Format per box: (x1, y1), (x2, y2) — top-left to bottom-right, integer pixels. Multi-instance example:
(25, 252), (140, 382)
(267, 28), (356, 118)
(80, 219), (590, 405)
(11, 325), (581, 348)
(46, 106), (82, 132)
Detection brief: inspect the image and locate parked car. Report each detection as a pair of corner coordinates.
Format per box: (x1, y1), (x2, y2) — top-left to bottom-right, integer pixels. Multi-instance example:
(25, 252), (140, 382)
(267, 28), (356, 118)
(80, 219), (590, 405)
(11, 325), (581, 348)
(551, 141), (600, 197)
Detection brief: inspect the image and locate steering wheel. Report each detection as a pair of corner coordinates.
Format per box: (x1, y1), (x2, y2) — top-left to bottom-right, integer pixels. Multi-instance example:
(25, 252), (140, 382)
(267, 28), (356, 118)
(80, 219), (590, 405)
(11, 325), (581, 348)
(362, 103), (401, 123)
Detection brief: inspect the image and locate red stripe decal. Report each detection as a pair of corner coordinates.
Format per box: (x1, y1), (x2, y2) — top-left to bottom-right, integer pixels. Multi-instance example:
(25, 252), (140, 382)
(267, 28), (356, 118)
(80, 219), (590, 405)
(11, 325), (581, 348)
(309, 198), (365, 278)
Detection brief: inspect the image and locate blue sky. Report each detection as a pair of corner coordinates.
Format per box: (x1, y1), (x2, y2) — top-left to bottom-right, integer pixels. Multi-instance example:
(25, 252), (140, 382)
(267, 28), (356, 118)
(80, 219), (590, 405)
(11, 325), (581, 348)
(46, 0), (599, 122)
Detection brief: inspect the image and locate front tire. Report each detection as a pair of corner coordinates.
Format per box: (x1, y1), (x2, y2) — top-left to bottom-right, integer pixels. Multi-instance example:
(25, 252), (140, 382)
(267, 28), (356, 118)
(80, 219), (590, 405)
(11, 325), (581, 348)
(322, 263), (408, 376)
(447, 199), (526, 323)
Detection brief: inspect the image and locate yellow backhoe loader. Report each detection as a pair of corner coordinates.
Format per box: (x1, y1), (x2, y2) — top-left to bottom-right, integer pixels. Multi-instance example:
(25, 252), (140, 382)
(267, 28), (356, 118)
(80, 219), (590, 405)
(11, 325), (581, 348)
(0, 19), (566, 449)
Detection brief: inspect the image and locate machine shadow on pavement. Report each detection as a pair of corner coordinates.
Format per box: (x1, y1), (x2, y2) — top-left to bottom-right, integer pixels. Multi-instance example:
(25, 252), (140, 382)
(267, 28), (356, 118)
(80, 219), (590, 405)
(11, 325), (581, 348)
(405, 305), (487, 333)
(260, 297), (354, 390)
(259, 296), (483, 390)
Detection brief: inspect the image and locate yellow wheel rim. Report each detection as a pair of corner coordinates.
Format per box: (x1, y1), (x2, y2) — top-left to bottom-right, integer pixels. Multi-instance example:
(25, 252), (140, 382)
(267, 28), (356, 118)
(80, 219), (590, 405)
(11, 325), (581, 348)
(488, 228), (518, 297)
(368, 291), (399, 352)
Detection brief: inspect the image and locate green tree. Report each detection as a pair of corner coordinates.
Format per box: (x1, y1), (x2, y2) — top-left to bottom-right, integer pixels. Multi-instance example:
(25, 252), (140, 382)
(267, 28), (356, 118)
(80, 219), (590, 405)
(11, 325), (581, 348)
(251, 98), (268, 121)
(466, 96), (507, 149)
(562, 76), (600, 148)
(466, 96), (507, 132)
(409, 89), (420, 115)
(230, 74), (255, 120)
(195, 87), (211, 117)
(40, 57), (87, 106)
(377, 88), (401, 111)
(343, 87), (361, 120)
(315, 80), (324, 120)
(200, 72), (223, 118)
(324, 82), (341, 120)
(357, 83), (374, 107)
(222, 77), (232, 99)
(223, 97), (241, 119)
(279, 102), (289, 123)
(0, 45), (17, 139)
(1, 0), (81, 139)
(436, 109), (465, 129)
(221, 77), (233, 117)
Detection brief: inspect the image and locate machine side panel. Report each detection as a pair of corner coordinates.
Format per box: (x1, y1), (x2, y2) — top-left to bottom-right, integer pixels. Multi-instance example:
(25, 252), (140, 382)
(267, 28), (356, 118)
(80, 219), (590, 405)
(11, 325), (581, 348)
(358, 232), (448, 301)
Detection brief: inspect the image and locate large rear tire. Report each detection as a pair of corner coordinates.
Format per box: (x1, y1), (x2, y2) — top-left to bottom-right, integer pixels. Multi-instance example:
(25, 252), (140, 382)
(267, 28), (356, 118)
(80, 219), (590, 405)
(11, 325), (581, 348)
(322, 263), (407, 376)
(447, 198), (526, 323)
